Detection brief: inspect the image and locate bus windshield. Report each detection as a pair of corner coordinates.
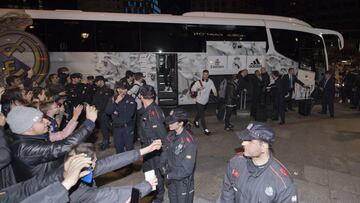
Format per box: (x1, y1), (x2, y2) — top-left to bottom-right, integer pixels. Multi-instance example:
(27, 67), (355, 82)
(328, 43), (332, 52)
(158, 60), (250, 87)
(270, 28), (326, 81)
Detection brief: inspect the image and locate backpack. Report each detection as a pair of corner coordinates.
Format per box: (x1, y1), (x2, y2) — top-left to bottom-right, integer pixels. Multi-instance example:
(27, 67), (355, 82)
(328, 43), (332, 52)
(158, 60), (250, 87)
(189, 80), (202, 98)
(218, 78), (228, 99)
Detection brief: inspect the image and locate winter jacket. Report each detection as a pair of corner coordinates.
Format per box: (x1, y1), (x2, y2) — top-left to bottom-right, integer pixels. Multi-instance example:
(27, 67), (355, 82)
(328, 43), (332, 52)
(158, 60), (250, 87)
(10, 120), (95, 182)
(69, 149), (152, 203)
(218, 154), (298, 203)
(0, 167), (62, 203)
(0, 128), (16, 189)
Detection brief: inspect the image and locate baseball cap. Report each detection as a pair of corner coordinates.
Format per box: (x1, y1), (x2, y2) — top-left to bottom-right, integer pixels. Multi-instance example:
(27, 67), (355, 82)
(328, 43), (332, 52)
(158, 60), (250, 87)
(94, 76), (107, 82)
(165, 108), (189, 125)
(236, 122), (275, 143)
(70, 73), (82, 79)
(7, 106), (43, 134)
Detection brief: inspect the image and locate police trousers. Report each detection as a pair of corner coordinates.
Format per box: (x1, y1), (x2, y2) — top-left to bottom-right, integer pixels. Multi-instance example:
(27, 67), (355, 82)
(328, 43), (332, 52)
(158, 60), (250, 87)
(99, 112), (112, 145)
(168, 176), (194, 203)
(113, 126), (134, 153)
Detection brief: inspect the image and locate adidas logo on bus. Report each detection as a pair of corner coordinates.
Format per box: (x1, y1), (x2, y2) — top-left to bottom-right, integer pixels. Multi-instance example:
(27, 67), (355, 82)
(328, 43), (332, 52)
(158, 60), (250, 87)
(249, 58), (262, 68)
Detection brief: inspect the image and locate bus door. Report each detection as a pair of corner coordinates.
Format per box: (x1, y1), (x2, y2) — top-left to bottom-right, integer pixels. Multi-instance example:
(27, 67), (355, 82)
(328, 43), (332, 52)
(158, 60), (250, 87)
(156, 54), (178, 108)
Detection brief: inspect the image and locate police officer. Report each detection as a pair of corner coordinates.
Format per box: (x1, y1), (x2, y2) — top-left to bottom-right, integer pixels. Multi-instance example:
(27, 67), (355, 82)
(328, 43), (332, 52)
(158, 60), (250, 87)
(105, 81), (136, 153)
(65, 73), (88, 117)
(86, 75), (97, 104)
(93, 76), (114, 150)
(160, 108), (197, 203)
(138, 84), (167, 203)
(218, 122), (298, 203)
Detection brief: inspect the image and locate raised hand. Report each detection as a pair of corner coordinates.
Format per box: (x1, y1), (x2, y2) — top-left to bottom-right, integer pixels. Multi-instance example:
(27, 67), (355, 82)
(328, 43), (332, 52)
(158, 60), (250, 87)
(86, 105), (98, 122)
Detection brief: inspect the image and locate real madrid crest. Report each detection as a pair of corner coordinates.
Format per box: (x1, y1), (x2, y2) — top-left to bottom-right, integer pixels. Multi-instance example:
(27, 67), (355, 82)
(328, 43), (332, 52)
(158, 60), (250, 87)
(0, 11), (49, 85)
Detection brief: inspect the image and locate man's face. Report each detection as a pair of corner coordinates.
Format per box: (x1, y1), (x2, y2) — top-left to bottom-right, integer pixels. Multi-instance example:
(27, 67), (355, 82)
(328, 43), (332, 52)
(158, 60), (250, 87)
(169, 121), (180, 131)
(241, 139), (266, 158)
(48, 102), (60, 115)
(260, 67), (266, 74)
(117, 88), (127, 96)
(289, 69), (294, 75)
(202, 72), (209, 80)
(22, 90), (33, 103)
(13, 78), (22, 86)
(38, 90), (47, 101)
(129, 76), (135, 83)
(32, 117), (50, 134)
(95, 80), (104, 87)
(72, 78), (80, 84)
(51, 75), (59, 84)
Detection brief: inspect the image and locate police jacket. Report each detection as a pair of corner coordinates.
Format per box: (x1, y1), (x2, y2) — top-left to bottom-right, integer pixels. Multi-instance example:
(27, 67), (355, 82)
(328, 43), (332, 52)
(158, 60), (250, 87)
(10, 120), (95, 182)
(105, 94), (136, 127)
(65, 83), (88, 108)
(92, 86), (113, 111)
(69, 150), (152, 203)
(138, 102), (167, 145)
(160, 126), (197, 180)
(218, 154), (298, 203)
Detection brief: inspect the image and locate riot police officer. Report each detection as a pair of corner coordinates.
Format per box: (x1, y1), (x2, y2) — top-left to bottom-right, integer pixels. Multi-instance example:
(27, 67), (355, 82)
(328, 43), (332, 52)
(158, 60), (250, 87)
(93, 76), (114, 150)
(138, 84), (167, 203)
(160, 108), (197, 203)
(105, 81), (136, 153)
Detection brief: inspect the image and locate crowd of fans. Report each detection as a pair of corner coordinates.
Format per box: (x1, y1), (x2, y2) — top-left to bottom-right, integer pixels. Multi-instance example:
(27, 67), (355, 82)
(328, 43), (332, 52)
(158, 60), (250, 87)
(0, 67), (165, 202)
(0, 64), (359, 202)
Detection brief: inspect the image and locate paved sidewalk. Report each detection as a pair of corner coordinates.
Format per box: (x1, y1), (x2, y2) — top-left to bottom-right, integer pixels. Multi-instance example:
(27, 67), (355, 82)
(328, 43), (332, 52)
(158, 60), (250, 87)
(96, 103), (360, 203)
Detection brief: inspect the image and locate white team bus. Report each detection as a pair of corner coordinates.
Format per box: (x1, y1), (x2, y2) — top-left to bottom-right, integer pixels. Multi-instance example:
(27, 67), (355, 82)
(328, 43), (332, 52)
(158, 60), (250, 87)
(0, 9), (343, 105)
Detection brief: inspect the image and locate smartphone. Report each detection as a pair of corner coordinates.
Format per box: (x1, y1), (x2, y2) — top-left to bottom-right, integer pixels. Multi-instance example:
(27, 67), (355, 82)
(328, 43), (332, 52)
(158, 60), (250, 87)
(80, 167), (93, 184)
(130, 188), (140, 203)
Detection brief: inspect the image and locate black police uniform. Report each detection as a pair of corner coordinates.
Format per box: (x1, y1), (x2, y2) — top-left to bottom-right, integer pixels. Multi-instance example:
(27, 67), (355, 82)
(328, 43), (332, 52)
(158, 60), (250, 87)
(161, 127), (197, 203)
(65, 82), (88, 115)
(105, 94), (136, 153)
(93, 85), (114, 148)
(138, 101), (167, 203)
(86, 83), (98, 104)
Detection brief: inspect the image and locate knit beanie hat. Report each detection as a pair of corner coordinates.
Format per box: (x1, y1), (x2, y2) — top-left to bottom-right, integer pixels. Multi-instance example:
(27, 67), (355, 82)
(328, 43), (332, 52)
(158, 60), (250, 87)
(7, 106), (43, 134)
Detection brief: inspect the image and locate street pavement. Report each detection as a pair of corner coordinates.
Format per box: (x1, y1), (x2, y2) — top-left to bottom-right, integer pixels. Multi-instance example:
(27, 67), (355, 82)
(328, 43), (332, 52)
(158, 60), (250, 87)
(96, 103), (360, 203)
